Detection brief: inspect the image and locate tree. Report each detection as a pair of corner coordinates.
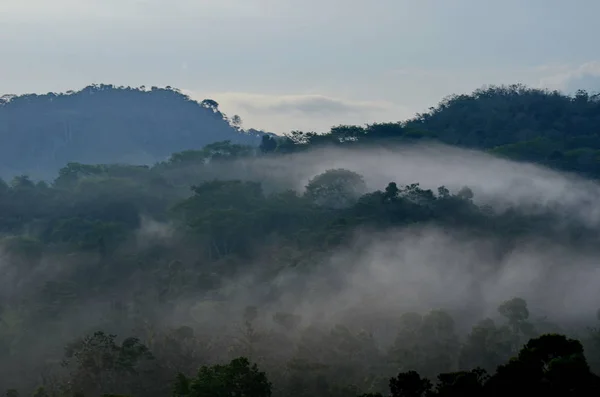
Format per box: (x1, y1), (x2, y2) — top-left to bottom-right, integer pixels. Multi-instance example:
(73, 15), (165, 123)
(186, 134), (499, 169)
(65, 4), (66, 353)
(459, 318), (513, 372)
(497, 297), (535, 352)
(434, 368), (488, 397)
(384, 182), (400, 201)
(0, 86), (264, 179)
(10, 175), (34, 189)
(388, 370), (432, 397)
(174, 357), (271, 397)
(329, 125), (366, 142)
(62, 332), (155, 396)
(31, 388), (48, 397)
(305, 169), (367, 209)
(260, 135), (278, 153)
(231, 115), (243, 129)
(389, 310), (459, 377)
(200, 99), (219, 111)
(487, 334), (600, 396)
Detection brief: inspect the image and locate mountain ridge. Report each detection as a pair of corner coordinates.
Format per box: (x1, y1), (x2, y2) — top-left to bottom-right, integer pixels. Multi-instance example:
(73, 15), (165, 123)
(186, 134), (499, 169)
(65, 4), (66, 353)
(0, 83), (267, 179)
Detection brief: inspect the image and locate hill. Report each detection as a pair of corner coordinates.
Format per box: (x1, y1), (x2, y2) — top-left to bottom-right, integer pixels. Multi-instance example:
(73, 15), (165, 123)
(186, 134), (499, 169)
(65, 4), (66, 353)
(2, 84), (600, 396)
(3, 83), (599, 180)
(410, 84), (600, 176)
(267, 84), (600, 177)
(0, 84), (264, 179)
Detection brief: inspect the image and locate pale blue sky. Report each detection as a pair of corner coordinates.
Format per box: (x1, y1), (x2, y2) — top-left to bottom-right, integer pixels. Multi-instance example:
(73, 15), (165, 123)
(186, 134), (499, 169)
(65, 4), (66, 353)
(1, 0), (599, 133)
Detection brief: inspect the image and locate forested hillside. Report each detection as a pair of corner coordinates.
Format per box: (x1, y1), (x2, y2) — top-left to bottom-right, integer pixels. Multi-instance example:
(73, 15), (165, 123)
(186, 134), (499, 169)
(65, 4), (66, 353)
(265, 85), (600, 178)
(0, 84), (263, 179)
(415, 86), (600, 176)
(2, 83), (599, 180)
(2, 84), (600, 396)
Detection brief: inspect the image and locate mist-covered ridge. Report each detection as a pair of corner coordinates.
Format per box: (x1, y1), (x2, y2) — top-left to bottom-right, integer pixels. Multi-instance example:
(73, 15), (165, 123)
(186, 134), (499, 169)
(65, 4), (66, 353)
(2, 83), (600, 396)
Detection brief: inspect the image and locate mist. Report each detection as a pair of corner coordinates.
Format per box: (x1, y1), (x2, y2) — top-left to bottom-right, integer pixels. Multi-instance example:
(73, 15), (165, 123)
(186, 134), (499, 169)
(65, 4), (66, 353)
(3, 141), (600, 394)
(163, 142), (600, 228)
(138, 142), (600, 335)
(243, 143), (600, 221)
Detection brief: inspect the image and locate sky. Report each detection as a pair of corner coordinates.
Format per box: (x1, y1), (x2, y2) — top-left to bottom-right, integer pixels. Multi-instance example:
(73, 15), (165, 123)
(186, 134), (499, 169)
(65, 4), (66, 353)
(1, 0), (600, 133)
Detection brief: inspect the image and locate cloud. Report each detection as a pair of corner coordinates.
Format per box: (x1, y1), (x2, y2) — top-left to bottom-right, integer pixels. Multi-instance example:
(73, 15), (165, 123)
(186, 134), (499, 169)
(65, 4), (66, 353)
(168, 143), (600, 329)
(537, 61), (600, 92)
(219, 92), (393, 116)
(267, 96), (380, 115)
(182, 90), (411, 133)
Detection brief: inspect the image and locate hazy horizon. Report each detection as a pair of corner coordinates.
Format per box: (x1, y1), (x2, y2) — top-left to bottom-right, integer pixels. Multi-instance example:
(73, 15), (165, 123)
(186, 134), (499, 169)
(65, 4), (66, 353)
(3, 2), (600, 395)
(2, 0), (600, 134)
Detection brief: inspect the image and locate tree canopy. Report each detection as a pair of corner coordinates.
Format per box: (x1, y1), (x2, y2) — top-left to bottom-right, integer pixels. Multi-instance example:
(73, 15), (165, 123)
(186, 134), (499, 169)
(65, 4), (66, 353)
(0, 85), (265, 179)
(1, 83), (600, 396)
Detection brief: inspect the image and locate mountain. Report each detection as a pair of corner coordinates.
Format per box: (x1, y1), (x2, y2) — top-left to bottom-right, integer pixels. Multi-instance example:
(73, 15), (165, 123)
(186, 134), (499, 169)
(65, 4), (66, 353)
(406, 84), (600, 175)
(4, 83), (599, 180)
(2, 83), (600, 395)
(0, 84), (264, 179)
(269, 84), (600, 178)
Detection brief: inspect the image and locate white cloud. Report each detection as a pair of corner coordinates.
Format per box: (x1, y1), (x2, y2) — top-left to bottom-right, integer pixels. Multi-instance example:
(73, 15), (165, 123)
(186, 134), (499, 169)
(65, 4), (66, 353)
(183, 90), (412, 133)
(2, 1), (599, 133)
(215, 92), (394, 116)
(537, 61), (600, 92)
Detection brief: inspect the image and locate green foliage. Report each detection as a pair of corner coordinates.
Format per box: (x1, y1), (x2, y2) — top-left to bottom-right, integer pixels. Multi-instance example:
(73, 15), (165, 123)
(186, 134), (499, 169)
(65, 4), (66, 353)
(174, 357), (271, 397)
(458, 319), (513, 372)
(264, 85), (600, 178)
(389, 311), (460, 377)
(389, 370), (432, 397)
(305, 169), (367, 209)
(486, 334), (600, 395)
(260, 135), (278, 153)
(0, 85), (265, 179)
(382, 334), (600, 396)
(61, 331), (155, 396)
(31, 388), (48, 397)
(0, 143), (594, 394)
(2, 83), (600, 396)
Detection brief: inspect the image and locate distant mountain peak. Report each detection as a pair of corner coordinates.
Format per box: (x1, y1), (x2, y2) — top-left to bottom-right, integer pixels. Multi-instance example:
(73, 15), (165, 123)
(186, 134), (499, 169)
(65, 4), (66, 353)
(0, 84), (268, 179)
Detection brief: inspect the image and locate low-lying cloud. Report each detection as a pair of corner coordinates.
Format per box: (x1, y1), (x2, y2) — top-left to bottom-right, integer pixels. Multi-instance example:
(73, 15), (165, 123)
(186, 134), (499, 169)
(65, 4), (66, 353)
(5, 142), (600, 392)
(211, 225), (600, 339)
(184, 90), (409, 133)
(538, 60), (600, 93)
(210, 143), (600, 229)
(236, 93), (391, 116)
(156, 142), (600, 337)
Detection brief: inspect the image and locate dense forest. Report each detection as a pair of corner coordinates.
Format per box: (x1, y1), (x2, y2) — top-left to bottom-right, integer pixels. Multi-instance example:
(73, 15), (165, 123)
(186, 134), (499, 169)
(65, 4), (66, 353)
(0, 84), (265, 179)
(264, 84), (600, 178)
(2, 84), (600, 396)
